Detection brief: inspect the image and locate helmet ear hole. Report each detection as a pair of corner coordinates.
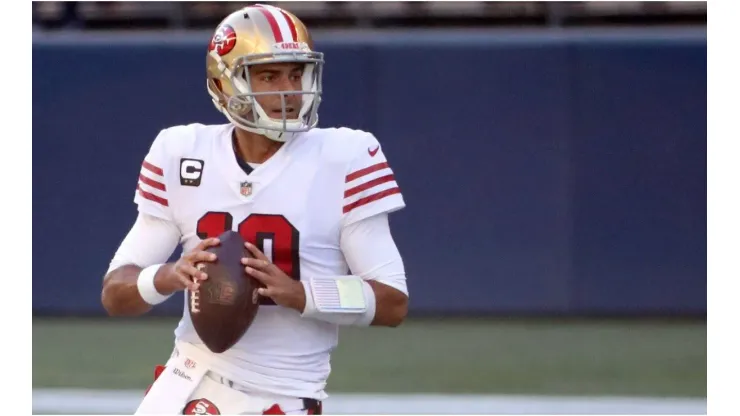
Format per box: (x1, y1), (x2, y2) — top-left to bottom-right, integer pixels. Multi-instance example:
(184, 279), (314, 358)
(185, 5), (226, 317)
(213, 78), (223, 92)
(208, 78), (228, 108)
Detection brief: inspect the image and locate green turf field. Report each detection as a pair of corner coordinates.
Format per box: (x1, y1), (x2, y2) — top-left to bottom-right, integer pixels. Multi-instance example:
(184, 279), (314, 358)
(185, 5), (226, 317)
(32, 317), (706, 397)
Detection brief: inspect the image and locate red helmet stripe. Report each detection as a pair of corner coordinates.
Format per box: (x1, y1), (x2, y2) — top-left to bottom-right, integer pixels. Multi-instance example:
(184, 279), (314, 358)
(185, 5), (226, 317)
(279, 10), (298, 41)
(255, 6), (283, 43)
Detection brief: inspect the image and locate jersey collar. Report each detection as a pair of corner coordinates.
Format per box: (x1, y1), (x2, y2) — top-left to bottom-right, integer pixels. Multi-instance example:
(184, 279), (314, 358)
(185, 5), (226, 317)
(215, 124), (297, 200)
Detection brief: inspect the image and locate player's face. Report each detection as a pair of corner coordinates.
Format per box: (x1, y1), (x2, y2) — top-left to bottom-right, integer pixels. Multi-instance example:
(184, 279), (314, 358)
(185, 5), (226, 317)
(248, 62), (304, 120)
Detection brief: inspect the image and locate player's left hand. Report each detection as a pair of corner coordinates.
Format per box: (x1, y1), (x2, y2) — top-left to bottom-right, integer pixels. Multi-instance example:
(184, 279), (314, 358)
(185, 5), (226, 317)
(242, 242), (306, 312)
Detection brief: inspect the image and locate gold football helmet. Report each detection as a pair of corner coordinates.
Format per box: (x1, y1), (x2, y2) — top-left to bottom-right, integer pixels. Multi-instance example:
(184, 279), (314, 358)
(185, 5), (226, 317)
(206, 4), (323, 142)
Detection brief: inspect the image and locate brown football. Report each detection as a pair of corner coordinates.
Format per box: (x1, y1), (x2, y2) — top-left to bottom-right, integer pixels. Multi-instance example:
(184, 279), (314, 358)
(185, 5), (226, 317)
(188, 230), (260, 353)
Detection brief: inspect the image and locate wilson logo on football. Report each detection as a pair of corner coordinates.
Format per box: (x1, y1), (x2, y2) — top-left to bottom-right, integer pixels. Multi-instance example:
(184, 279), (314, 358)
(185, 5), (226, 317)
(209, 24), (237, 56)
(183, 398), (220, 415)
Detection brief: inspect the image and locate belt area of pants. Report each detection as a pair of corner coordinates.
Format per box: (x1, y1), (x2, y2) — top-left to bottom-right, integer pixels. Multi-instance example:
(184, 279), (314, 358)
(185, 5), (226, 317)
(212, 373), (322, 414)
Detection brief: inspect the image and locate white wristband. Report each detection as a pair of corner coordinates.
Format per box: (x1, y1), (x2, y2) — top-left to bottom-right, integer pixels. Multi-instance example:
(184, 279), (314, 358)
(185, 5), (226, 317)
(137, 264), (173, 305)
(301, 276), (376, 326)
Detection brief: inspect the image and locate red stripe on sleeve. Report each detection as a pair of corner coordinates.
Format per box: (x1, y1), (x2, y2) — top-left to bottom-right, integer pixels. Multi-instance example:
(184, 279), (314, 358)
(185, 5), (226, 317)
(344, 174), (395, 198)
(343, 187), (401, 214)
(139, 174), (166, 192)
(137, 184), (169, 207)
(142, 161), (163, 176)
(346, 162), (389, 182)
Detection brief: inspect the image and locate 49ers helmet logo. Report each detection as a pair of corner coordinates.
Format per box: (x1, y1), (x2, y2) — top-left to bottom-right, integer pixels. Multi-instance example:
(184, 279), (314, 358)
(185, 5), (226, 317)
(183, 398), (220, 415)
(209, 24), (237, 56)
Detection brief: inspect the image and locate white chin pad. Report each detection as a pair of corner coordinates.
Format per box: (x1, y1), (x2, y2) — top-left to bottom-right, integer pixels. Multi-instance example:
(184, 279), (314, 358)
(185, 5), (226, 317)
(253, 100), (304, 129)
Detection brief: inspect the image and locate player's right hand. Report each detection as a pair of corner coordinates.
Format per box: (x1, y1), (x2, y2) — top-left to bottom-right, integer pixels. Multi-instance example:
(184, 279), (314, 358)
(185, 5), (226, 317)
(154, 238), (220, 294)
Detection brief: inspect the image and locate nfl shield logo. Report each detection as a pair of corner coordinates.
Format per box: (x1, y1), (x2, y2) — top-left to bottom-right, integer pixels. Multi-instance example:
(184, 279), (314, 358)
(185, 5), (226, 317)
(240, 181), (252, 197)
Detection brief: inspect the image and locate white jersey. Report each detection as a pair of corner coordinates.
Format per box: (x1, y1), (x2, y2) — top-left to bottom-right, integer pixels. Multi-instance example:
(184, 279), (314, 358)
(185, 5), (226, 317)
(133, 123), (405, 399)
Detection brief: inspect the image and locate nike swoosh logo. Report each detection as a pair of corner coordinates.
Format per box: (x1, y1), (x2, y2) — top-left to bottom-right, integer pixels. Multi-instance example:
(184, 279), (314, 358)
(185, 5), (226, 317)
(368, 146), (380, 157)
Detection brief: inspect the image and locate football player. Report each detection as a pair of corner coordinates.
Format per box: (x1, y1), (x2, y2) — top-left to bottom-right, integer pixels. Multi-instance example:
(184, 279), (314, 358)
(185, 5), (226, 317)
(100, 4), (409, 415)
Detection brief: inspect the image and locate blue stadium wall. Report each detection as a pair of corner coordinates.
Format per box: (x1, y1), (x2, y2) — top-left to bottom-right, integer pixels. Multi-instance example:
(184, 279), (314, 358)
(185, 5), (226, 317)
(32, 29), (706, 316)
